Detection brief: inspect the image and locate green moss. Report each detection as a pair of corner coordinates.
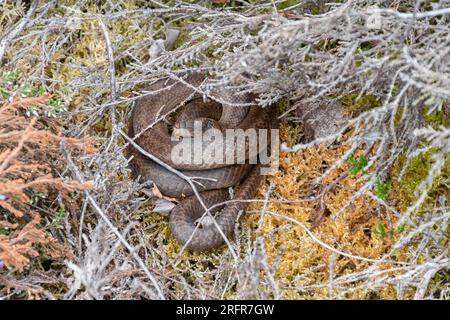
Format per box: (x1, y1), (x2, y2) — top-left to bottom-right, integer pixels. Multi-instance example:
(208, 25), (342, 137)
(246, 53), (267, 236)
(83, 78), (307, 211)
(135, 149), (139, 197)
(423, 105), (450, 129)
(172, 29), (193, 50)
(429, 270), (450, 298)
(392, 106), (405, 128)
(317, 39), (339, 51)
(360, 41), (375, 51)
(276, 98), (289, 114)
(390, 151), (450, 212)
(277, 0), (302, 10)
(341, 92), (381, 113)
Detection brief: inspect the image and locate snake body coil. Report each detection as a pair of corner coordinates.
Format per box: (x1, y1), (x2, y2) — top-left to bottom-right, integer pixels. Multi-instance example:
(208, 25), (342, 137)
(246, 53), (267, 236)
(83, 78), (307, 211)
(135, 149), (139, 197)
(127, 73), (276, 250)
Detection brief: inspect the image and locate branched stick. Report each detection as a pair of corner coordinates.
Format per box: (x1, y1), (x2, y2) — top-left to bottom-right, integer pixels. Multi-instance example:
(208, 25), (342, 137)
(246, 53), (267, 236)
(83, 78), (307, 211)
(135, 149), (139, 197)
(60, 141), (166, 300)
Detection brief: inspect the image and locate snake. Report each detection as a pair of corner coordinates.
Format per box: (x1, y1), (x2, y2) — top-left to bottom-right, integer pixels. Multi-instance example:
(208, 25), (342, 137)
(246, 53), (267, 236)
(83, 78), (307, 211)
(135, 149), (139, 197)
(127, 73), (277, 250)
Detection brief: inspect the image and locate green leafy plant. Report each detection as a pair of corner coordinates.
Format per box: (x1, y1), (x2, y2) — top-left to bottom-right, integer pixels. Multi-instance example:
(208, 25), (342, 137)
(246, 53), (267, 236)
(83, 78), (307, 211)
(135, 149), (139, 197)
(46, 207), (67, 230)
(396, 223), (405, 234)
(375, 179), (391, 201)
(373, 220), (405, 241)
(0, 88), (9, 99)
(20, 83), (46, 98)
(2, 70), (49, 115)
(47, 98), (66, 117)
(25, 106), (40, 117)
(0, 75), (66, 118)
(30, 190), (48, 204)
(372, 220), (389, 240)
(3, 70), (20, 84)
(20, 83), (32, 97)
(348, 154), (368, 175)
(1, 70), (20, 99)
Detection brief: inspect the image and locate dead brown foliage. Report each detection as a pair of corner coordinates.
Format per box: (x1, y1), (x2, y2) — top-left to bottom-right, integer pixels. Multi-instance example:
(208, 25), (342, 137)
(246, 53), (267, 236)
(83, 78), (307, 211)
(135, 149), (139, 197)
(0, 95), (95, 272)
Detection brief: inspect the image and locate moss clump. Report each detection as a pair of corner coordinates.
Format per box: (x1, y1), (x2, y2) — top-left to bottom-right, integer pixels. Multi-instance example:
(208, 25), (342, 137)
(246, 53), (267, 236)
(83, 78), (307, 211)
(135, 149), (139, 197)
(243, 124), (400, 299)
(423, 105), (450, 129)
(341, 93), (381, 114)
(390, 151), (450, 212)
(172, 29), (193, 50)
(277, 0), (302, 10)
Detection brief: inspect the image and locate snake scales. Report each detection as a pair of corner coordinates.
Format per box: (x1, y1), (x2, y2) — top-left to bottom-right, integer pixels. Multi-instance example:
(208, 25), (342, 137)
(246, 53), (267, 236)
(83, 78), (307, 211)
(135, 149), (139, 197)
(127, 73), (277, 250)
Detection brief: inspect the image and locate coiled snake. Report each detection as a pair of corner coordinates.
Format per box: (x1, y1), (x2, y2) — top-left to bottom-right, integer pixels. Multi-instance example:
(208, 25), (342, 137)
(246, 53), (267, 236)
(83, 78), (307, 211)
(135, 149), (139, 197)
(127, 73), (277, 250)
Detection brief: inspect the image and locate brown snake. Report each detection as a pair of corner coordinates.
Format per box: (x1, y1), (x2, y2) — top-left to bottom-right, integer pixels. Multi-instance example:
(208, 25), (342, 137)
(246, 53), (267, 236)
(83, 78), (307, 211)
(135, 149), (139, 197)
(127, 73), (277, 250)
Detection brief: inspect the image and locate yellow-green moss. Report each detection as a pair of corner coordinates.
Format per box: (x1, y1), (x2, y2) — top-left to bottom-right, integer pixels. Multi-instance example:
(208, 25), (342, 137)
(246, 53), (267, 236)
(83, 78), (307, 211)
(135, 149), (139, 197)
(276, 98), (289, 114)
(423, 105), (450, 129)
(317, 38), (339, 51)
(341, 93), (381, 113)
(392, 106), (405, 128)
(390, 151), (450, 212)
(277, 0), (302, 10)
(172, 29), (193, 50)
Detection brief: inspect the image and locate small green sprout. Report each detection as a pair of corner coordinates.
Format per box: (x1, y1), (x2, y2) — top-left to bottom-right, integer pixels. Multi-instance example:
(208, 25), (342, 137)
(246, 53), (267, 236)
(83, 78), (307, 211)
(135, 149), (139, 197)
(20, 83), (32, 97)
(3, 70), (20, 84)
(0, 87), (9, 99)
(373, 220), (406, 241)
(47, 98), (66, 117)
(26, 106), (39, 117)
(373, 221), (388, 240)
(348, 154), (368, 175)
(396, 224), (405, 234)
(0, 227), (10, 235)
(30, 191), (47, 203)
(36, 86), (46, 96)
(46, 207), (67, 230)
(375, 179), (391, 201)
